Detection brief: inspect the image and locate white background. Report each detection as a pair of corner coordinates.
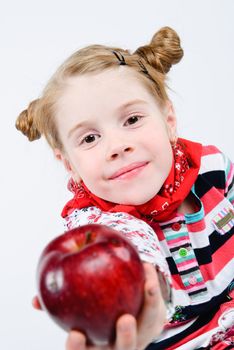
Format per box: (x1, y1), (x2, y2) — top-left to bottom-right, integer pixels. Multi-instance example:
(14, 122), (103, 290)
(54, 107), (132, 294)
(1, 1), (234, 349)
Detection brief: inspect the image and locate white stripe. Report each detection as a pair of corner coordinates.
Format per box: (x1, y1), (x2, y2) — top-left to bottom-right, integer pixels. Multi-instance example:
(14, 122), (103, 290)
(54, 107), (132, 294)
(205, 258), (234, 298)
(159, 239), (171, 256)
(168, 238), (190, 249)
(175, 327), (218, 349)
(188, 227), (210, 248)
(200, 152), (225, 174)
(154, 318), (198, 343)
(172, 288), (192, 306)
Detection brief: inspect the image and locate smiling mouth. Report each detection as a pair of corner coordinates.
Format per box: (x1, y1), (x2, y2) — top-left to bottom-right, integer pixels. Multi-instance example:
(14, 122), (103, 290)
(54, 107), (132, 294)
(109, 162), (148, 180)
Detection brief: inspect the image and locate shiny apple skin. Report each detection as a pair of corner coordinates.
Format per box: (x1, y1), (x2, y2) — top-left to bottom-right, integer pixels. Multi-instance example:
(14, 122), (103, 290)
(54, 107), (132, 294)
(37, 224), (145, 345)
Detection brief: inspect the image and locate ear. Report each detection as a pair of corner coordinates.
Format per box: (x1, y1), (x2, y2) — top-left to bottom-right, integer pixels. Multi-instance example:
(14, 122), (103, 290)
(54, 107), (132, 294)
(53, 148), (81, 183)
(164, 100), (177, 142)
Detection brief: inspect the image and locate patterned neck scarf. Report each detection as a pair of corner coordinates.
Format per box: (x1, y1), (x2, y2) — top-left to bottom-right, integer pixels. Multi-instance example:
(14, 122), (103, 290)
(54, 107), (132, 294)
(61, 138), (202, 222)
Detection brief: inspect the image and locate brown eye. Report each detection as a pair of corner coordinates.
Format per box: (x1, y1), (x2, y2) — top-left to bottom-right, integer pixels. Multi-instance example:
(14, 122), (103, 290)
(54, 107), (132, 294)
(84, 134), (96, 143)
(125, 115), (141, 126)
(80, 133), (101, 147)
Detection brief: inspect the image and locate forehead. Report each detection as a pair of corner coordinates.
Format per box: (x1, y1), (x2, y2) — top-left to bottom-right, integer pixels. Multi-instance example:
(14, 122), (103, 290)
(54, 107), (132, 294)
(57, 67), (157, 116)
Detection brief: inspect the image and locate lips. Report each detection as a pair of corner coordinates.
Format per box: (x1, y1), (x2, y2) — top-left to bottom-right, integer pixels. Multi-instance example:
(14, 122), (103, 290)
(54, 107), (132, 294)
(109, 162), (148, 180)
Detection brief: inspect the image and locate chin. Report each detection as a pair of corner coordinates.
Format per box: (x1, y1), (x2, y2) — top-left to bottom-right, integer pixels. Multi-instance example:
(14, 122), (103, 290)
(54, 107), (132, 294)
(99, 186), (160, 206)
(117, 193), (157, 206)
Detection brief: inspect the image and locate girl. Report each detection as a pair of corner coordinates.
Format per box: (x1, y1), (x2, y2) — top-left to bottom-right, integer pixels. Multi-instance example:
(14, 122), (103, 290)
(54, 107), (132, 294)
(16, 27), (234, 350)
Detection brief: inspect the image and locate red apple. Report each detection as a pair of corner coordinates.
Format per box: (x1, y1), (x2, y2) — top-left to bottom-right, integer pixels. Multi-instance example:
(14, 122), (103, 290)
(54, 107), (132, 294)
(37, 224), (145, 345)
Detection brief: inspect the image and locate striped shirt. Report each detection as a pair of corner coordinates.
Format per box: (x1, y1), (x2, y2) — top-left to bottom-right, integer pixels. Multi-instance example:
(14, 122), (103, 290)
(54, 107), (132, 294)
(63, 145), (234, 349)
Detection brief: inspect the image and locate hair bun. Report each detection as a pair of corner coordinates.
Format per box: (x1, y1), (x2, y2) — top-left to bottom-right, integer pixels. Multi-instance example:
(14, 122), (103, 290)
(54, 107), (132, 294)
(15, 99), (41, 141)
(135, 26), (184, 74)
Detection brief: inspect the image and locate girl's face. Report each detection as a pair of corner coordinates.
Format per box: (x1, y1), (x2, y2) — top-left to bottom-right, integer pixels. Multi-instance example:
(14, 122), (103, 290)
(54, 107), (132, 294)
(54, 68), (177, 205)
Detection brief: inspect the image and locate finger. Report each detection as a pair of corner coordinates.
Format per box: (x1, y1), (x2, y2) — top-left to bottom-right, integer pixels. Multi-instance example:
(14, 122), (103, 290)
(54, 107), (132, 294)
(66, 331), (86, 350)
(138, 264), (166, 335)
(115, 314), (137, 350)
(32, 296), (42, 310)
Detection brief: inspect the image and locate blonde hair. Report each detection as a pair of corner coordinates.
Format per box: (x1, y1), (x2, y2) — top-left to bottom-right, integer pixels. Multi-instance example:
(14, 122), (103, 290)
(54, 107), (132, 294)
(15, 26), (183, 151)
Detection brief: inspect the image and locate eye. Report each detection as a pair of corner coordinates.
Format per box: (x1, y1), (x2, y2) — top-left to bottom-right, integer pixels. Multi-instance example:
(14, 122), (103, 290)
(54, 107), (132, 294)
(124, 115), (142, 126)
(81, 134), (100, 145)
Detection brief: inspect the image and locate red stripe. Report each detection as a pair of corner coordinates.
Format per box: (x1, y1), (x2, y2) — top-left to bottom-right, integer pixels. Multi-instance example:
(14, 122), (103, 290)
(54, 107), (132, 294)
(187, 219), (206, 232)
(202, 188), (225, 215)
(171, 274), (185, 290)
(202, 145), (220, 156)
(167, 239), (189, 249)
(176, 258), (197, 270)
(200, 236), (234, 282)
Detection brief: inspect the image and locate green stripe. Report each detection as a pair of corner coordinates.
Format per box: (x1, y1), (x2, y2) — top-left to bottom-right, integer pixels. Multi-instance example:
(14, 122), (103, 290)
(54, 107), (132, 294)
(185, 187), (205, 223)
(165, 231), (188, 240)
(225, 157), (231, 178)
(228, 193), (234, 202)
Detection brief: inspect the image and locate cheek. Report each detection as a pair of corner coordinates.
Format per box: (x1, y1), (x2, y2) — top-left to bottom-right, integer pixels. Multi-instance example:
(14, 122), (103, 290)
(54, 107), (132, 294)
(146, 127), (172, 154)
(75, 156), (100, 182)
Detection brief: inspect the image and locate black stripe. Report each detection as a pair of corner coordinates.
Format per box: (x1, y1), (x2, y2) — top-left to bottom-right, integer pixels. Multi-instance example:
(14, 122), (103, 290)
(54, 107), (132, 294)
(209, 227), (233, 254)
(166, 257), (179, 275)
(167, 259), (201, 277)
(203, 170), (226, 189)
(195, 171), (226, 198)
(227, 175), (234, 194)
(179, 266), (200, 276)
(188, 287), (207, 296)
(193, 245), (213, 265)
(192, 229), (233, 266)
(160, 220), (185, 230)
(170, 242), (191, 253)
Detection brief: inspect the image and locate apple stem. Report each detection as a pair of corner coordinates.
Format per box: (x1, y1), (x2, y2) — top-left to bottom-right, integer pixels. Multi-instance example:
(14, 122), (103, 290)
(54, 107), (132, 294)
(85, 231), (92, 244)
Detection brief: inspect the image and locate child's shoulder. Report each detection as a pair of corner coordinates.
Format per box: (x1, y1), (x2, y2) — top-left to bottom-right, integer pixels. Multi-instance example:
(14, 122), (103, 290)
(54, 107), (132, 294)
(200, 143), (231, 174)
(198, 143), (234, 195)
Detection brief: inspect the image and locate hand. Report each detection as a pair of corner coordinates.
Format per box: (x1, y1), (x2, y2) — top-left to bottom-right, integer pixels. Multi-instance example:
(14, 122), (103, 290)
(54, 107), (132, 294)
(65, 263), (166, 350)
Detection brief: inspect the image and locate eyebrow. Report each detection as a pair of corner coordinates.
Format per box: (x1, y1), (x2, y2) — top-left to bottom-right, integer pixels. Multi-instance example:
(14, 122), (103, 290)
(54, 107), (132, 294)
(117, 99), (148, 113)
(67, 99), (148, 139)
(67, 121), (90, 139)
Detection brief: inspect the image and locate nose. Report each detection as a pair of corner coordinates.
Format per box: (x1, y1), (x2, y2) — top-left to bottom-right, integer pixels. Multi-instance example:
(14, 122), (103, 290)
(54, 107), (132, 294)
(106, 137), (134, 161)
(109, 146), (134, 160)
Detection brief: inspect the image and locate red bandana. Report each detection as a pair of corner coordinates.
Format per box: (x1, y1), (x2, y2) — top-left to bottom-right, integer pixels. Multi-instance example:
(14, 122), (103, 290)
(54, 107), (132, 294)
(61, 138), (202, 222)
